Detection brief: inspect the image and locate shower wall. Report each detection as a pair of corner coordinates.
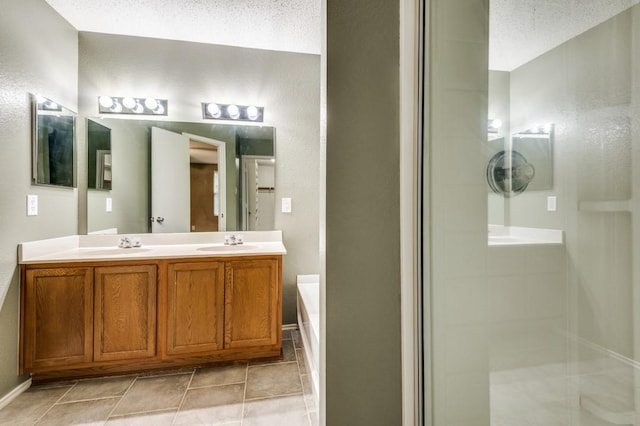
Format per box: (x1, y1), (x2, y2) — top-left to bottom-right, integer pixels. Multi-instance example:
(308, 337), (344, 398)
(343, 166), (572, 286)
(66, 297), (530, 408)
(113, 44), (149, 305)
(506, 7), (638, 361)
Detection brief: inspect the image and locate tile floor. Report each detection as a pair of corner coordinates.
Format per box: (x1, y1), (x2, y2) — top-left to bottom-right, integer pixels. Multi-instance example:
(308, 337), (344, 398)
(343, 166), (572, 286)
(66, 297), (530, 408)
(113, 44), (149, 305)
(0, 329), (317, 426)
(490, 357), (639, 426)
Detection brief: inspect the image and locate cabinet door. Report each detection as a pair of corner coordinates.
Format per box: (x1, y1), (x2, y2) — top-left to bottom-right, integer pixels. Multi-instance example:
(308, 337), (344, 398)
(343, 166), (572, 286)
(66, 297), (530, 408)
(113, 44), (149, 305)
(166, 261), (225, 355)
(23, 267), (93, 371)
(94, 265), (157, 362)
(225, 259), (281, 349)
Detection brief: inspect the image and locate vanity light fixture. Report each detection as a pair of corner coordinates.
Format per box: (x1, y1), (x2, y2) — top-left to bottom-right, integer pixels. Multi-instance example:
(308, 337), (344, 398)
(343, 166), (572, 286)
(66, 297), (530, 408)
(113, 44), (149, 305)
(36, 94), (62, 112)
(98, 96), (168, 115)
(202, 102), (264, 122)
(488, 118), (503, 133)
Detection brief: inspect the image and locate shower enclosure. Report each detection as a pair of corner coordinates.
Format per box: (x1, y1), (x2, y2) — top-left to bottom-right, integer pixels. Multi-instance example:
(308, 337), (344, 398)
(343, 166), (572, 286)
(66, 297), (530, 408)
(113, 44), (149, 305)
(425, 1), (640, 424)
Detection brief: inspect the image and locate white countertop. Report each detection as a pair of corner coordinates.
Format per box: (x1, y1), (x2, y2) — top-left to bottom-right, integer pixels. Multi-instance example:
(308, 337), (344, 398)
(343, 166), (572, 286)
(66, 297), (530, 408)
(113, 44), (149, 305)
(19, 231), (286, 264)
(488, 225), (563, 246)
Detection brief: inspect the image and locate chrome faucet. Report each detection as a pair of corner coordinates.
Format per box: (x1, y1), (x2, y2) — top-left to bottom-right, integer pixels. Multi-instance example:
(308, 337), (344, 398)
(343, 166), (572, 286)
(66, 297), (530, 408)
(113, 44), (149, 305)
(118, 236), (132, 248)
(224, 234), (244, 245)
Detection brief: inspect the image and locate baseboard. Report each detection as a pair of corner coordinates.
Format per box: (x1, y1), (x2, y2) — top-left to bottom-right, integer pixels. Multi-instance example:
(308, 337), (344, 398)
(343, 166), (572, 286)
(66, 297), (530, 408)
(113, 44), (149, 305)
(282, 323), (298, 331)
(0, 378), (31, 411)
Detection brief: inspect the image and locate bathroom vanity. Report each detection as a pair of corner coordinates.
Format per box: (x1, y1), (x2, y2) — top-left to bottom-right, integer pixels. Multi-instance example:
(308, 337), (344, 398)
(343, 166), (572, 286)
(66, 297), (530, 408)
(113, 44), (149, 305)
(18, 232), (285, 382)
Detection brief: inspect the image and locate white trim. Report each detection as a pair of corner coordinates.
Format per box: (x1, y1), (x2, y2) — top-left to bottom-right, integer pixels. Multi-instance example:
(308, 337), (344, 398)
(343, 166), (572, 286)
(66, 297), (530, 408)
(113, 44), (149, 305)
(400, 0), (420, 425)
(282, 323), (298, 331)
(0, 379), (31, 411)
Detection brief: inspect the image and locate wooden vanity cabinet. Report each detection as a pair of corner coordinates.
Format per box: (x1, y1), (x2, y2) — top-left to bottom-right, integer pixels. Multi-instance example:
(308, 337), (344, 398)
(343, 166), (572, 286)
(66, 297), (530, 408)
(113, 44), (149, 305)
(165, 261), (225, 356)
(94, 265), (157, 362)
(22, 267), (93, 371)
(20, 255), (282, 380)
(225, 259), (280, 349)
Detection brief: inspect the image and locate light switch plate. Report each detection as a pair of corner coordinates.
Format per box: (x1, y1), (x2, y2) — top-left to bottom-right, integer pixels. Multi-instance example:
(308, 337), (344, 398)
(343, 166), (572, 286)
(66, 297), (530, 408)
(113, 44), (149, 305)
(547, 196), (557, 212)
(106, 197), (113, 212)
(281, 197), (292, 213)
(27, 195), (38, 216)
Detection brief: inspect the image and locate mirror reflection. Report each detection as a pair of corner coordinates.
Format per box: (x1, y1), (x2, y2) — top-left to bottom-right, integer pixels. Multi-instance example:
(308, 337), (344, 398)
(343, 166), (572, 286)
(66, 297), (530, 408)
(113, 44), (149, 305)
(511, 124), (554, 191)
(32, 94), (76, 187)
(87, 119), (112, 190)
(86, 118), (275, 235)
(486, 124), (554, 197)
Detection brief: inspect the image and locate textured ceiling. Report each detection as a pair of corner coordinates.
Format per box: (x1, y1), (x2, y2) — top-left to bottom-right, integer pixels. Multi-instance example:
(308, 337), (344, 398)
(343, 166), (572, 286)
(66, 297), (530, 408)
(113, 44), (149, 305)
(46, 1), (639, 70)
(45, 0), (322, 54)
(490, 0), (640, 71)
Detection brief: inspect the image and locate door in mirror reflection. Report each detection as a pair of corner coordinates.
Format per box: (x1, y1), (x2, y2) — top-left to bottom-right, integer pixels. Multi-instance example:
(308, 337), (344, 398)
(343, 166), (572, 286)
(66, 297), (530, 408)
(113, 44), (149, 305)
(242, 156), (275, 231)
(151, 127), (227, 233)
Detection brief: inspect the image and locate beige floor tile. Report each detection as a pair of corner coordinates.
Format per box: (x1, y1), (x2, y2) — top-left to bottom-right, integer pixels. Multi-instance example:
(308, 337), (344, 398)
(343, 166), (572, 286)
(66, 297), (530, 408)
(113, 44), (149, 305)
(296, 348), (308, 375)
(111, 373), (191, 415)
(291, 329), (303, 349)
(245, 362), (302, 400)
(36, 397), (119, 425)
(105, 409), (177, 425)
(282, 329), (293, 341)
(250, 339), (296, 366)
(60, 376), (134, 402)
(174, 383), (244, 425)
(190, 364), (247, 388)
(243, 394), (309, 426)
(0, 386), (71, 426)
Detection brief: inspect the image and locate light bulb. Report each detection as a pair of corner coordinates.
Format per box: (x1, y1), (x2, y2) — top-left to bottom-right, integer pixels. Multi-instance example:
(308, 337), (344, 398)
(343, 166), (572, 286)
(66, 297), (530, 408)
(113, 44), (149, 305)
(122, 97), (136, 109)
(133, 102), (144, 113)
(247, 105), (259, 120)
(207, 103), (221, 118)
(110, 100), (122, 113)
(99, 96), (114, 109)
(144, 98), (158, 110)
(227, 104), (240, 119)
(153, 103), (165, 114)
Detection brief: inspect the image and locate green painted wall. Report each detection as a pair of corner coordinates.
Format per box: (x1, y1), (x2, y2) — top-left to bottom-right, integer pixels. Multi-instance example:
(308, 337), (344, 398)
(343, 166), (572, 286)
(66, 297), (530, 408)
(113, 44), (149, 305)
(326, 0), (403, 423)
(0, 0), (78, 399)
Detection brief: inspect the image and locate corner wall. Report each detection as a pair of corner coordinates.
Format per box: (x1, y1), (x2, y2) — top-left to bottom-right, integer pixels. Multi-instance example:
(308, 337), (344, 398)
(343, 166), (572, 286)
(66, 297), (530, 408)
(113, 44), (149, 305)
(0, 0), (78, 398)
(326, 0), (402, 423)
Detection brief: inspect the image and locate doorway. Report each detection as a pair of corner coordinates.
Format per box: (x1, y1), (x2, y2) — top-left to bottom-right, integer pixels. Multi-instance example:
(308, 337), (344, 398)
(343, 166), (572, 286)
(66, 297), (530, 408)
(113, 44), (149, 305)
(189, 140), (220, 232)
(150, 127), (227, 233)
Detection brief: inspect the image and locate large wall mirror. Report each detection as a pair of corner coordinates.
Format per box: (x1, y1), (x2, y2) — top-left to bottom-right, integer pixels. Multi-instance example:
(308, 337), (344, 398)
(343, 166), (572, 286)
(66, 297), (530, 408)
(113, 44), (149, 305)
(32, 94), (77, 187)
(86, 118), (275, 235)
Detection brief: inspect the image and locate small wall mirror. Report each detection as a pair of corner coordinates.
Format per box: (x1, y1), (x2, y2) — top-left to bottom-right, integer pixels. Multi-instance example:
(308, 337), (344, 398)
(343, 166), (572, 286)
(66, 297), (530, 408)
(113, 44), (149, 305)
(87, 119), (112, 190)
(511, 124), (554, 191)
(32, 94), (77, 187)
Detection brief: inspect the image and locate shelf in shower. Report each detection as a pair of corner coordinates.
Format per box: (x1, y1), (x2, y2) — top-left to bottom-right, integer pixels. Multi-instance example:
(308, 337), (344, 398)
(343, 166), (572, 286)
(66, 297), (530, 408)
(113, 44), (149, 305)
(578, 199), (632, 213)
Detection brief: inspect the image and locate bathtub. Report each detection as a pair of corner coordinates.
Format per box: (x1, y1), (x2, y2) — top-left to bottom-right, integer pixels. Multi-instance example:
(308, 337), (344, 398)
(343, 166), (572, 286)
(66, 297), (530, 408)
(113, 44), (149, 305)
(297, 274), (319, 406)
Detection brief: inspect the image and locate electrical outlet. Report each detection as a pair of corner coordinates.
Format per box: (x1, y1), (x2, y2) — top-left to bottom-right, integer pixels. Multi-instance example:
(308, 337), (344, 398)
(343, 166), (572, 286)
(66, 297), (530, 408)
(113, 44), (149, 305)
(547, 196), (557, 212)
(27, 195), (38, 216)
(106, 197), (113, 212)
(281, 197), (292, 213)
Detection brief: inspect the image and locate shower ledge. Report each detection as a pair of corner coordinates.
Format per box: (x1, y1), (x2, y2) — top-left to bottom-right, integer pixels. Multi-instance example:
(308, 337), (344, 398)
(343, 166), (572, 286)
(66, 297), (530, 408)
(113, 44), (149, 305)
(488, 225), (563, 246)
(578, 199), (631, 213)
